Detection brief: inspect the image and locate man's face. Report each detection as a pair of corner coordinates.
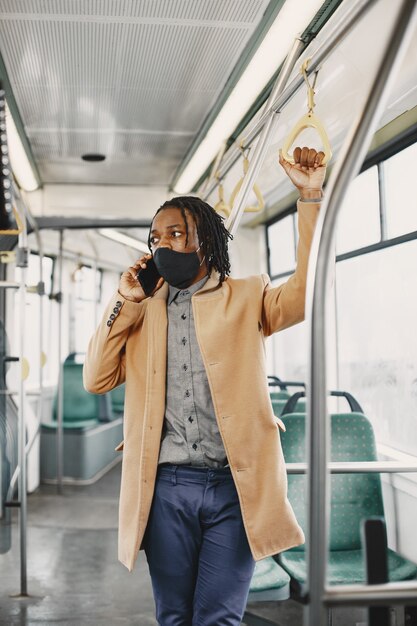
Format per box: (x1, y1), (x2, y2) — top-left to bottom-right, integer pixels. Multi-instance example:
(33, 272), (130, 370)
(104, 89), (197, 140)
(149, 207), (199, 253)
(149, 207), (208, 285)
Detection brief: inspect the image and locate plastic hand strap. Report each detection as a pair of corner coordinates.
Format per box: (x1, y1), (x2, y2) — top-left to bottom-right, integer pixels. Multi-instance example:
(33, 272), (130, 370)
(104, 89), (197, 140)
(229, 156), (264, 213)
(0, 205), (23, 236)
(281, 112), (332, 165)
(214, 181), (230, 217)
(281, 59), (332, 165)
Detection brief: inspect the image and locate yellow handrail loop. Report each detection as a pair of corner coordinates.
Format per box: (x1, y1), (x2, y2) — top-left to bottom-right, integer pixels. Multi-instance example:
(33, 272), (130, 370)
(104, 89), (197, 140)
(229, 143), (264, 214)
(0, 205), (24, 235)
(213, 174), (231, 217)
(281, 59), (332, 165)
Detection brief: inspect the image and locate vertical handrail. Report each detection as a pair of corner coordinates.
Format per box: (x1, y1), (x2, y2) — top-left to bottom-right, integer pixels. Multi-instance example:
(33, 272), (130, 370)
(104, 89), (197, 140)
(56, 231), (64, 493)
(304, 1), (417, 624)
(220, 36), (305, 237)
(16, 206), (28, 596)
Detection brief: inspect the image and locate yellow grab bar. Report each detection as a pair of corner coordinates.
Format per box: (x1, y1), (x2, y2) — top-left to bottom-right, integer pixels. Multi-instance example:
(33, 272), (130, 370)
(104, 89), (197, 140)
(281, 59), (332, 165)
(229, 154), (264, 214)
(0, 205), (23, 236)
(214, 179), (231, 217)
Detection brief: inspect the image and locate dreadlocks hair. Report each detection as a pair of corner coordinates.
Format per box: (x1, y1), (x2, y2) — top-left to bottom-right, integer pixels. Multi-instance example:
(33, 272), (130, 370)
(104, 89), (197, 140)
(148, 196), (233, 283)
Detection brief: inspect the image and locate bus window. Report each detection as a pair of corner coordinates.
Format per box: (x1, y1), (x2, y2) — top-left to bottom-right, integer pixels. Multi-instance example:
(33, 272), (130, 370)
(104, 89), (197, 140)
(385, 142), (417, 238)
(336, 240), (417, 456)
(336, 165), (381, 255)
(267, 213), (296, 277)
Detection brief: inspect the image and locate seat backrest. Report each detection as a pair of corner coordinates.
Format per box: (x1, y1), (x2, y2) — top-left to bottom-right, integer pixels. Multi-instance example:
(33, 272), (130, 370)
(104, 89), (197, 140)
(53, 362), (98, 422)
(270, 390), (291, 402)
(110, 383), (125, 413)
(273, 398), (306, 417)
(281, 412), (384, 552)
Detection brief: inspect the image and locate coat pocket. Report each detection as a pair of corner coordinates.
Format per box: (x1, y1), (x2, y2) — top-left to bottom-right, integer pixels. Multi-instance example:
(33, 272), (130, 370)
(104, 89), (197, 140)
(115, 440), (124, 452)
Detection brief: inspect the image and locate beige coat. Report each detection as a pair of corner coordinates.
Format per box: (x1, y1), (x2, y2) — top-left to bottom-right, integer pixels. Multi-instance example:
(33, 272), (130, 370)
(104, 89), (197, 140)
(83, 199), (320, 572)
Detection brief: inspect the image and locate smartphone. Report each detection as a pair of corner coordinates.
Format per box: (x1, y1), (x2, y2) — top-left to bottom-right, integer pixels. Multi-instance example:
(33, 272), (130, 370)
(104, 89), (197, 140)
(137, 257), (161, 296)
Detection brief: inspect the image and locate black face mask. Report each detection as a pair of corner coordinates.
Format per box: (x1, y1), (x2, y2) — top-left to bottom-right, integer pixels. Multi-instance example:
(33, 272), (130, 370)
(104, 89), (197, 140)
(153, 246), (205, 289)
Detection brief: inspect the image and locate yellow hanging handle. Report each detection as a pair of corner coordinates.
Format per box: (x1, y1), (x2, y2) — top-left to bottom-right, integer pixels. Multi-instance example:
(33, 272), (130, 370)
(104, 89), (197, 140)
(281, 59), (332, 165)
(0, 205), (23, 236)
(214, 176), (231, 217)
(229, 151), (265, 214)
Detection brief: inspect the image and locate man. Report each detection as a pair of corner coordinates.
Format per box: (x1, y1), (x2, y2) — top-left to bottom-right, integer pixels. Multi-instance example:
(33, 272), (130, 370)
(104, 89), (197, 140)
(84, 147), (326, 626)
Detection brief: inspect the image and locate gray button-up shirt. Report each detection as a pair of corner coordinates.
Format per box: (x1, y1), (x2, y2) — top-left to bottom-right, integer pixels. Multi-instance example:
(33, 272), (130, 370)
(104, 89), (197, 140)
(158, 275), (228, 468)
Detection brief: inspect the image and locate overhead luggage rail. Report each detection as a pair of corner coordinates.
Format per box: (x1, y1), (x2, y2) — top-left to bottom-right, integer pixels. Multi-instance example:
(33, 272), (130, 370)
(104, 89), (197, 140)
(203, 0), (381, 236)
(303, 1), (417, 625)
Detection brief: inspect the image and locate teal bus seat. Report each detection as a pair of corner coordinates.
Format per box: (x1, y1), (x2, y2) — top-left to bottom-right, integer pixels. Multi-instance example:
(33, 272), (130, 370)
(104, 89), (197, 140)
(110, 383), (125, 414)
(270, 390), (290, 402)
(247, 556), (290, 602)
(277, 411), (417, 594)
(52, 360), (114, 423)
(272, 397), (306, 417)
(40, 356), (122, 483)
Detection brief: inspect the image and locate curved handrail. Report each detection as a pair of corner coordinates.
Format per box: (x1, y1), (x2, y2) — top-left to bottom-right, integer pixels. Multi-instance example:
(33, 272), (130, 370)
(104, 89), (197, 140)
(282, 390), (364, 415)
(304, 1), (417, 624)
(203, 0), (380, 204)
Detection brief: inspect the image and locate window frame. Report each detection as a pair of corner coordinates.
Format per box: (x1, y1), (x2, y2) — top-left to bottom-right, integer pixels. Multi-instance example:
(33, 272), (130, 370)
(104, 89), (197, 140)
(265, 124), (417, 274)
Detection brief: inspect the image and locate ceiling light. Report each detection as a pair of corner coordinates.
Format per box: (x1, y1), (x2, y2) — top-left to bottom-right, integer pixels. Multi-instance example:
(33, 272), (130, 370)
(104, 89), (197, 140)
(5, 102), (39, 192)
(174, 0), (325, 194)
(98, 228), (149, 253)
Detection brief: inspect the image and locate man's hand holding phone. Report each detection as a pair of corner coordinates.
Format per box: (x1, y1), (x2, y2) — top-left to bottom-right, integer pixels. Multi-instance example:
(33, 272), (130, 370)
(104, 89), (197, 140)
(118, 254), (164, 303)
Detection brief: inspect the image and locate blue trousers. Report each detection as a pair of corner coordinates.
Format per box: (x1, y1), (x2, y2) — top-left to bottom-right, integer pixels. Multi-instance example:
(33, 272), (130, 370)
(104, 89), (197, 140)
(143, 464), (256, 626)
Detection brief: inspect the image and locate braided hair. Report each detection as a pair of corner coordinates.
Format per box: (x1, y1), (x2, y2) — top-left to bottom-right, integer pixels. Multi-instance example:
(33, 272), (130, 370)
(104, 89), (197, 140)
(148, 196), (233, 283)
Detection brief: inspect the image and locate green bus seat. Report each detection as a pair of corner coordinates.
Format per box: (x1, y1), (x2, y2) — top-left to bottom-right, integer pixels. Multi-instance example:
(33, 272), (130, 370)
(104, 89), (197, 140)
(247, 556), (290, 602)
(272, 398), (306, 417)
(110, 383), (125, 414)
(277, 412), (417, 595)
(40, 357), (122, 482)
(269, 390), (290, 402)
(52, 360), (113, 423)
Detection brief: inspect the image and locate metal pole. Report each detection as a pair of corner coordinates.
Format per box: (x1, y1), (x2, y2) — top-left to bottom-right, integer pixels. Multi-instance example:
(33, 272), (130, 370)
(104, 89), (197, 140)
(56, 230), (64, 493)
(204, 0), (378, 201)
(323, 582), (417, 607)
(304, 1), (417, 624)
(16, 210), (28, 596)
(224, 37), (305, 236)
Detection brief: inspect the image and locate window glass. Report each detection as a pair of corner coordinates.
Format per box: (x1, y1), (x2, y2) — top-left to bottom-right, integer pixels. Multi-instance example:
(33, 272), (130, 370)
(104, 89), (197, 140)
(385, 142), (417, 238)
(26, 253), (53, 294)
(335, 240), (417, 455)
(73, 265), (100, 302)
(14, 254), (54, 387)
(336, 166), (380, 255)
(73, 266), (100, 355)
(268, 213), (296, 276)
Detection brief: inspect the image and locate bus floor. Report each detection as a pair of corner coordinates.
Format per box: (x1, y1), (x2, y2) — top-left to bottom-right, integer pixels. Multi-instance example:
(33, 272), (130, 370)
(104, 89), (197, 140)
(0, 463), (367, 626)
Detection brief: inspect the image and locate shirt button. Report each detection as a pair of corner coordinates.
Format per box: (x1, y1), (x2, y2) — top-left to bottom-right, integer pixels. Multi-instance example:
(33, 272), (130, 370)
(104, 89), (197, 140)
(116, 301), (122, 307)
(110, 313), (115, 320)
(107, 320), (112, 327)
(185, 390), (190, 398)
(113, 307), (119, 314)
(181, 337), (187, 345)
(182, 364), (188, 371)
(188, 416), (194, 423)
(192, 443), (198, 450)
(181, 313), (187, 320)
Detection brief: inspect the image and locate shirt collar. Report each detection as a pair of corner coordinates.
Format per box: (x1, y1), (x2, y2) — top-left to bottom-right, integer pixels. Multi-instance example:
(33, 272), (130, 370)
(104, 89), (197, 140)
(168, 274), (209, 305)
